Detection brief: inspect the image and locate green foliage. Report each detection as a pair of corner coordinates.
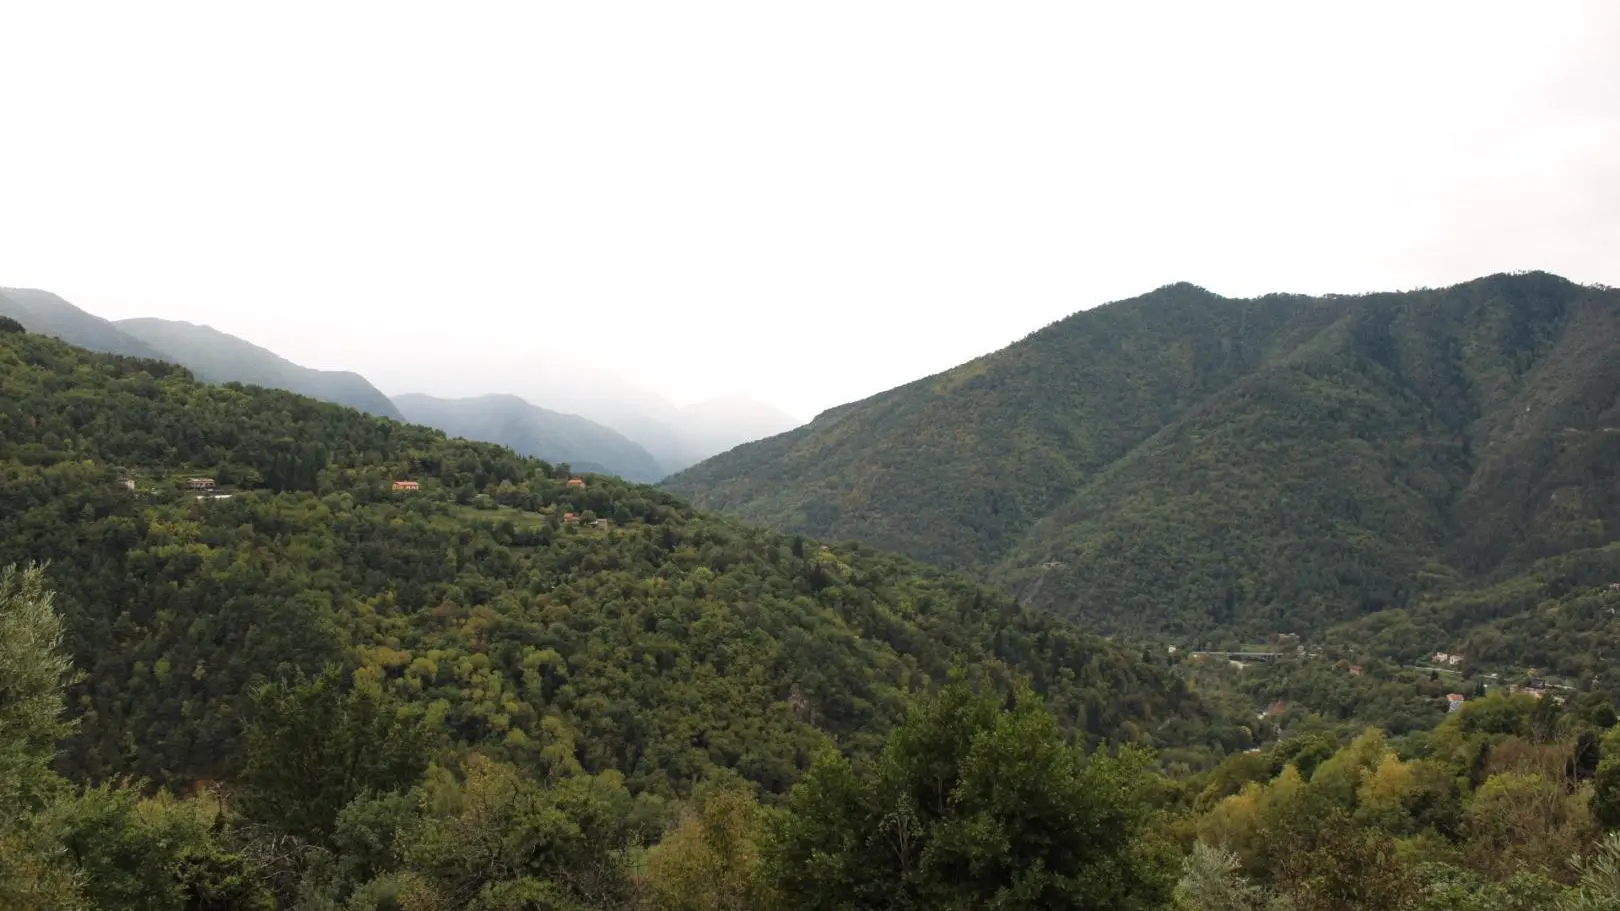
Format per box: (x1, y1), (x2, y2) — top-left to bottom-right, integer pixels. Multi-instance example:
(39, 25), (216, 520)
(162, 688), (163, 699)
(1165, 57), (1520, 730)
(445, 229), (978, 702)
(236, 665), (439, 844)
(0, 562), (85, 909)
(0, 563), (80, 811)
(51, 784), (273, 911)
(641, 783), (775, 911)
(386, 753), (645, 910)
(1559, 831), (1620, 911)
(1186, 697), (1620, 911)
(1172, 841), (1292, 911)
(765, 676), (1173, 910)
(0, 325), (1234, 799)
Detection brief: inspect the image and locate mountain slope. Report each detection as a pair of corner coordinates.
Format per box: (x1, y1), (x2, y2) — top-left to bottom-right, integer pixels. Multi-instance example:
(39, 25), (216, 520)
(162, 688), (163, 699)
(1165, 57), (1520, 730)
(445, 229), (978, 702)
(665, 272), (1620, 640)
(665, 283), (1336, 570)
(0, 320), (1243, 798)
(115, 316), (403, 419)
(392, 392), (665, 482)
(0, 286), (166, 359)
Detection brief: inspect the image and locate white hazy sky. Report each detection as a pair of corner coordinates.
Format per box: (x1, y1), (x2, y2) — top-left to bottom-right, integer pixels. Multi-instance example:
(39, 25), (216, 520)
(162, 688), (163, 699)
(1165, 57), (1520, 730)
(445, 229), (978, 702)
(2, 2), (1617, 421)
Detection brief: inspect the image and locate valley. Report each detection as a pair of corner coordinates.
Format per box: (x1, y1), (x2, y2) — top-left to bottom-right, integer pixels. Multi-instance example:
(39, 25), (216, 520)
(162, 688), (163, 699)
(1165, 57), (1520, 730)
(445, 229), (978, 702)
(6, 274), (1620, 907)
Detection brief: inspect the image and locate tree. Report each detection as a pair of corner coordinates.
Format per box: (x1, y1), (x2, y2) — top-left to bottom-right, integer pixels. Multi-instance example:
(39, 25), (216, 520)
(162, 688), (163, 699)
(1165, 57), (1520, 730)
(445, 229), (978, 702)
(766, 674), (1173, 910)
(1559, 831), (1620, 911)
(236, 665), (439, 846)
(52, 784), (271, 911)
(0, 562), (84, 910)
(390, 753), (640, 910)
(1173, 841), (1292, 911)
(0, 563), (80, 810)
(643, 782), (775, 911)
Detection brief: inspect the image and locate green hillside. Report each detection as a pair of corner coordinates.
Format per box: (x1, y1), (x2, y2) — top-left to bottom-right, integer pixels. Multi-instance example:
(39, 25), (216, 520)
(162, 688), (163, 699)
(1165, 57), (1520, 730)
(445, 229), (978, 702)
(393, 392), (666, 483)
(664, 272), (1620, 642)
(0, 318), (1242, 799)
(8, 312), (1620, 910)
(115, 316), (405, 419)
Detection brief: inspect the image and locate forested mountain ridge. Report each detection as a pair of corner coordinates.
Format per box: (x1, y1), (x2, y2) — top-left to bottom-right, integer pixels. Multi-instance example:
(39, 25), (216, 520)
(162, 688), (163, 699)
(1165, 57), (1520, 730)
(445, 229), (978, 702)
(115, 316), (405, 419)
(10, 314), (1620, 909)
(393, 391), (666, 483)
(0, 319), (1245, 801)
(664, 272), (1620, 641)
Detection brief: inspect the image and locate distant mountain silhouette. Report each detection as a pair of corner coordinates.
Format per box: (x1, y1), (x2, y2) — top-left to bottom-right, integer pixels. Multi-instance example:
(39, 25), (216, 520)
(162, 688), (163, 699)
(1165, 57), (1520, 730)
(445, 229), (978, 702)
(0, 287), (166, 360)
(115, 317), (403, 420)
(391, 392), (664, 482)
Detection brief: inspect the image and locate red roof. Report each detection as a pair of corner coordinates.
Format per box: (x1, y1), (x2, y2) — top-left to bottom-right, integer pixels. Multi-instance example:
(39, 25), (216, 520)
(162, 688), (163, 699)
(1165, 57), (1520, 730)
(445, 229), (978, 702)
(566, 478), (585, 487)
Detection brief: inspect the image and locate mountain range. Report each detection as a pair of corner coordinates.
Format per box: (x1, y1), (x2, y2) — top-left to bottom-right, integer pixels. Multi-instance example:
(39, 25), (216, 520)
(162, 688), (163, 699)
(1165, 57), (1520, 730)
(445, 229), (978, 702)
(664, 271), (1620, 651)
(0, 285), (801, 479)
(7, 274), (1620, 907)
(390, 392), (665, 482)
(0, 287), (403, 419)
(115, 316), (406, 421)
(0, 317), (1231, 793)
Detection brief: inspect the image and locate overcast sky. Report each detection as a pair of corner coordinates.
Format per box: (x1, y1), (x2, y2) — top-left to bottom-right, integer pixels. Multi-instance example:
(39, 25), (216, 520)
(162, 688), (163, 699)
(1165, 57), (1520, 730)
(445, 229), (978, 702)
(2, 2), (1616, 421)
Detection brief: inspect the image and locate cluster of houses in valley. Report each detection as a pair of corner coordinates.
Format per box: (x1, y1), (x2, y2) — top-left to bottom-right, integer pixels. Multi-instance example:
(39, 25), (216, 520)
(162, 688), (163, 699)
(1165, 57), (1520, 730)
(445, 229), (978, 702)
(388, 476), (612, 529)
(1183, 631), (1589, 722)
(391, 477), (587, 492)
(116, 475), (234, 500)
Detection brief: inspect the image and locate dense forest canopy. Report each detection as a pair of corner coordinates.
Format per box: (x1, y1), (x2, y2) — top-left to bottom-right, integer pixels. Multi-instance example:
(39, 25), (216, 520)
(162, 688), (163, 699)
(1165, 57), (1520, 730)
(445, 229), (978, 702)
(7, 561), (1620, 908)
(0, 325), (1248, 800)
(664, 273), (1620, 656)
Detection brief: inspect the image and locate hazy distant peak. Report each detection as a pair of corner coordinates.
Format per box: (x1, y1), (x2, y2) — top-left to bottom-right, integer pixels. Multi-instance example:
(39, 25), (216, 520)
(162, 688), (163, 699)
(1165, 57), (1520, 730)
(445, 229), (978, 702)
(0, 287), (168, 360)
(391, 391), (664, 481)
(113, 316), (404, 420)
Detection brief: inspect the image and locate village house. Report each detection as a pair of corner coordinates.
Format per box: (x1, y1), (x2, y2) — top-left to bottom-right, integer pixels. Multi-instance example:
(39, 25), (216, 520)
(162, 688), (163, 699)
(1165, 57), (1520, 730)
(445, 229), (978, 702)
(1508, 684), (1547, 700)
(1349, 665), (1364, 677)
(392, 480), (419, 492)
(1432, 652), (1464, 666)
(119, 478), (136, 490)
(563, 512), (579, 524)
(187, 478), (215, 490)
(1446, 693), (1466, 713)
(566, 478), (585, 488)
(593, 518), (613, 530)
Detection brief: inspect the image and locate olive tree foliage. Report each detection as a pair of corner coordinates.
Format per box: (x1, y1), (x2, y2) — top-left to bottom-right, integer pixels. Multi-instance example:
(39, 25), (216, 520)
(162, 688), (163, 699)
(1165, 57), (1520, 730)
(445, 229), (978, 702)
(0, 562), (84, 910)
(1173, 841), (1293, 911)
